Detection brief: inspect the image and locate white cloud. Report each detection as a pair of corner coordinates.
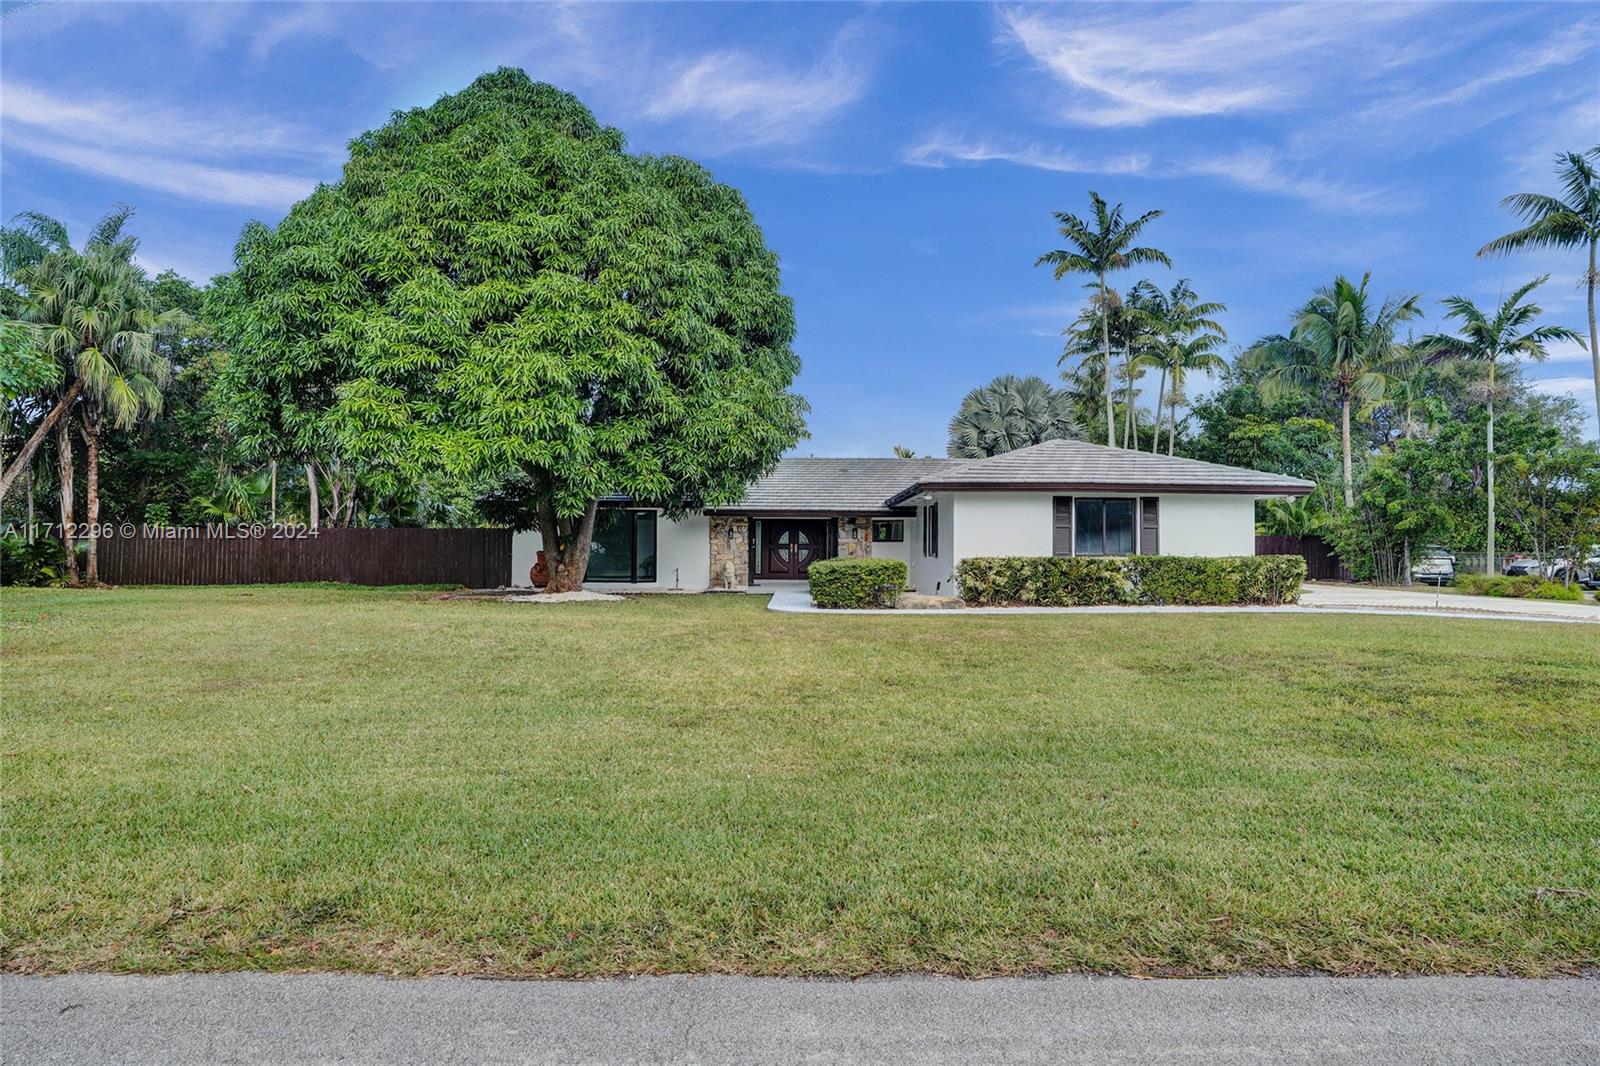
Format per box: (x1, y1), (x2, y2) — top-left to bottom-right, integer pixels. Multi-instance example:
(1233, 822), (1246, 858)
(0, 80), (330, 209)
(643, 24), (869, 146)
(901, 134), (1394, 214)
(903, 132), (1149, 175)
(3, 131), (318, 209)
(249, 3), (341, 62)
(1, 81), (330, 161)
(996, 3), (1425, 127)
(1362, 24), (1598, 125)
(1177, 147), (1403, 215)
(1530, 374), (1597, 398)
(1542, 339), (1598, 365)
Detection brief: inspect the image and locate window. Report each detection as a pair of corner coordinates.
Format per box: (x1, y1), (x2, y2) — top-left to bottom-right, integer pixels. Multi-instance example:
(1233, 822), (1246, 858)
(922, 503), (939, 558)
(872, 519), (904, 542)
(1073, 498), (1134, 556)
(586, 509), (657, 582)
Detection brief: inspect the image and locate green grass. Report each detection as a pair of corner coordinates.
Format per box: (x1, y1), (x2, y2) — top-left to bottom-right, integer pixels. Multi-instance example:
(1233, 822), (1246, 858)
(3, 586), (1598, 977)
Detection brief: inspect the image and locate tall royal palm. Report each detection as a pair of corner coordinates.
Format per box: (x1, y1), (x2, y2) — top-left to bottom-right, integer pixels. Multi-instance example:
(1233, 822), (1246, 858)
(1037, 192), (1169, 448)
(1418, 276), (1579, 575)
(1130, 278), (1227, 455)
(1247, 274), (1422, 508)
(1478, 147), (1600, 429)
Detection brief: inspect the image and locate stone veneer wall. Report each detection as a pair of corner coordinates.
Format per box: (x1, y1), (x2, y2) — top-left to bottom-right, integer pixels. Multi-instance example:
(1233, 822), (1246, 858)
(708, 516), (749, 590)
(836, 516), (873, 559)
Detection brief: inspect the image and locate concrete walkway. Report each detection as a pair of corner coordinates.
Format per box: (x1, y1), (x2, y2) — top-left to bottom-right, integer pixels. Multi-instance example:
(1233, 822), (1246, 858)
(766, 581), (1599, 623)
(5, 973), (1597, 1065)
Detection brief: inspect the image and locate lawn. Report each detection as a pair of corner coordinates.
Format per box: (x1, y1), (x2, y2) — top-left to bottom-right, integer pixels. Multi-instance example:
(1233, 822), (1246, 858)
(3, 586), (1597, 977)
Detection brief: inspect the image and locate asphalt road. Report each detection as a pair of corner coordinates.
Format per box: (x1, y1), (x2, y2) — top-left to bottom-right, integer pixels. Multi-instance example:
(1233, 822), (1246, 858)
(4, 973), (1598, 1065)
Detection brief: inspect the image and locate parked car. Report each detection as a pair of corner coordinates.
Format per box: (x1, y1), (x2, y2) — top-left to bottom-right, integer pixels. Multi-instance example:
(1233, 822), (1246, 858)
(1502, 554), (1545, 577)
(1410, 548), (1456, 586)
(1549, 545), (1600, 589)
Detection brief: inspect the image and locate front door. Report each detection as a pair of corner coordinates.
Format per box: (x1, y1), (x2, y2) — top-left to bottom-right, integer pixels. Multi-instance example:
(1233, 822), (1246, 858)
(762, 520), (830, 578)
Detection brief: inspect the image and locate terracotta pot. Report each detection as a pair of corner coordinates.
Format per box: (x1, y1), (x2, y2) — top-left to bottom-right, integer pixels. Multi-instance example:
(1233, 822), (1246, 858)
(530, 549), (550, 588)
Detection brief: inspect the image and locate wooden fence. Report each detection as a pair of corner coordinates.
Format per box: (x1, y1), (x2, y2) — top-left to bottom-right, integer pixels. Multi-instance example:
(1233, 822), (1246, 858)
(1254, 534), (1351, 582)
(96, 527), (512, 588)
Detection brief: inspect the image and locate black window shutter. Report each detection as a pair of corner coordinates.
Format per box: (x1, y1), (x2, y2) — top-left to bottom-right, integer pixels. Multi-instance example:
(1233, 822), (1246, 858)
(1053, 496), (1073, 557)
(1139, 497), (1159, 555)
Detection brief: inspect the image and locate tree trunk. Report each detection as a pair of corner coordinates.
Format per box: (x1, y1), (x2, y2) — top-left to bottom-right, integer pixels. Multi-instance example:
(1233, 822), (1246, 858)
(1151, 367), (1167, 454)
(1100, 277), (1115, 448)
(1486, 362), (1496, 577)
(1402, 539), (1411, 586)
(1340, 395), (1354, 509)
(0, 378), (84, 503)
(1167, 393), (1178, 456)
(81, 410), (102, 585)
(270, 460), (278, 524)
(56, 417), (79, 585)
(1121, 355), (1136, 448)
(306, 461), (320, 531)
(1587, 238), (1599, 435)
(26, 467), (35, 543)
(543, 499), (599, 593)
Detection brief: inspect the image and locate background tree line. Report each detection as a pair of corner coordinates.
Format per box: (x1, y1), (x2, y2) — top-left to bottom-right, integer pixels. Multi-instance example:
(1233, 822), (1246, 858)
(943, 148), (1600, 582)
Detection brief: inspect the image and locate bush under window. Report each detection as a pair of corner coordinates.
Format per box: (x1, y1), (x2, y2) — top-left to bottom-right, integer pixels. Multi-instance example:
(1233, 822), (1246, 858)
(956, 555), (1307, 607)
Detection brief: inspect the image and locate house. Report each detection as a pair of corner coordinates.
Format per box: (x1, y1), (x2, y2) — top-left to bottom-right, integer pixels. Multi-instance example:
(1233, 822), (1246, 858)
(509, 439), (1315, 594)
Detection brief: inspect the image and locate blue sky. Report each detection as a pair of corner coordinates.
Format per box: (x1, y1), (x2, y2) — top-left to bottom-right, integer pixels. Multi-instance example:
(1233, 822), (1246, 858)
(2, 1), (1596, 451)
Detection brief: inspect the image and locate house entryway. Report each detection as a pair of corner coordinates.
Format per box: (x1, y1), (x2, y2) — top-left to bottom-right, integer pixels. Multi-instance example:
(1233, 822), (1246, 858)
(757, 519), (831, 579)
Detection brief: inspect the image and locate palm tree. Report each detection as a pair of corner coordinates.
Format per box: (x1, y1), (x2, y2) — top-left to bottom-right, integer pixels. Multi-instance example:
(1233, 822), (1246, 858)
(891, 445), (916, 459)
(1, 210), (173, 583)
(1245, 274), (1423, 508)
(1037, 192), (1170, 448)
(1259, 495), (1326, 538)
(1130, 278), (1227, 456)
(1159, 340), (1229, 456)
(947, 374), (1083, 458)
(1478, 147), (1600, 430)
(1417, 276), (1580, 575)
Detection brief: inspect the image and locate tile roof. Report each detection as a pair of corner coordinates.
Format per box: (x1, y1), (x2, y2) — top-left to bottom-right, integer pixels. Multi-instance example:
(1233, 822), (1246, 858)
(883, 439), (1315, 504)
(710, 458), (960, 514)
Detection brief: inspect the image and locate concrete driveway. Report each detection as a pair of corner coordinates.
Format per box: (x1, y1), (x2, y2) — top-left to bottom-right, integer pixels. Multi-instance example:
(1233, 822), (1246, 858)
(5, 973), (1598, 1065)
(1300, 581), (1600, 622)
(768, 581), (1598, 622)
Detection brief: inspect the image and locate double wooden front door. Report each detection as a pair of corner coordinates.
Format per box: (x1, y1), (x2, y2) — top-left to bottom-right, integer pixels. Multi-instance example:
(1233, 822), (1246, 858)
(761, 520), (830, 578)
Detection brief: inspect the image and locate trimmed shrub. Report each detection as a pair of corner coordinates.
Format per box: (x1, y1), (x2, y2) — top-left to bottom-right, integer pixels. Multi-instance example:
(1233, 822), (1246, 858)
(1456, 573), (1584, 602)
(955, 556), (1130, 606)
(956, 555), (1307, 607)
(808, 557), (909, 609)
(1125, 555), (1307, 606)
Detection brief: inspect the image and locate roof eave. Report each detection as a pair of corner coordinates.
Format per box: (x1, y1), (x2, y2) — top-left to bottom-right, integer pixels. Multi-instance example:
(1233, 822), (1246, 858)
(907, 480), (1315, 497)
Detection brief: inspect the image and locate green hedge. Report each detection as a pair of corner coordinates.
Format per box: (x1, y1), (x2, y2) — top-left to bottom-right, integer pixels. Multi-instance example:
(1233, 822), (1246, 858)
(807, 558), (909, 609)
(956, 555), (1307, 607)
(954, 557), (1130, 607)
(1455, 573), (1585, 602)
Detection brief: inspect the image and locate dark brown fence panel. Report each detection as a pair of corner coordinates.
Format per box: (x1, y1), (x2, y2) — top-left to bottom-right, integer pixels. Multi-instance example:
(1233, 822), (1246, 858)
(97, 528), (512, 588)
(1254, 534), (1351, 582)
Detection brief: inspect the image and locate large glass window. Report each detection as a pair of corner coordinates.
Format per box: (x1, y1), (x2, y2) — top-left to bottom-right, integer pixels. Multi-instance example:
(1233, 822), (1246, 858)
(587, 509), (657, 582)
(872, 520), (904, 542)
(1073, 498), (1134, 556)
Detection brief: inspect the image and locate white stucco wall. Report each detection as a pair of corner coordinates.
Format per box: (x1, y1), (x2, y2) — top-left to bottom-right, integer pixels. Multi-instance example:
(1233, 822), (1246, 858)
(1157, 494), (1256, 556)
(952, 492), (1055, 561)
(508, 511), (711, 590)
